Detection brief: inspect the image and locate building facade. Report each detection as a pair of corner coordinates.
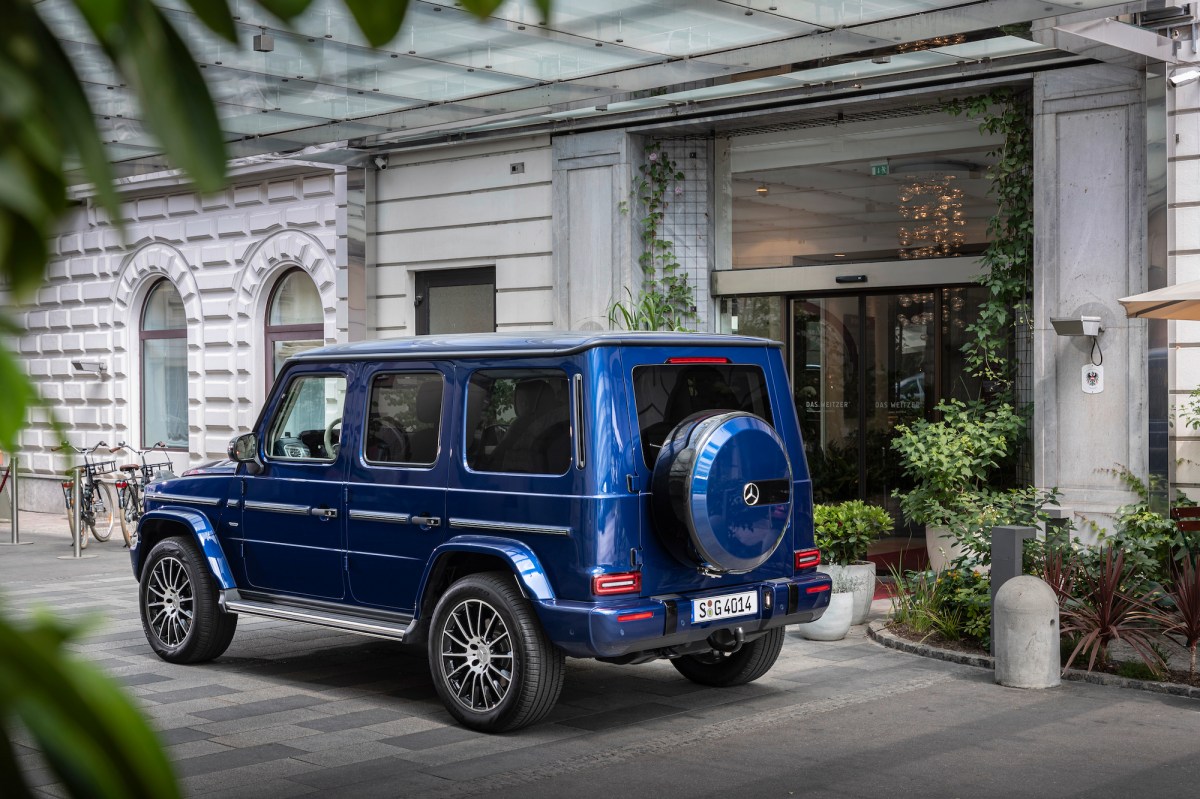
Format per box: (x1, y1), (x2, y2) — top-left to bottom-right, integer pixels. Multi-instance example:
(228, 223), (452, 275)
(10, 2), (1200, 536)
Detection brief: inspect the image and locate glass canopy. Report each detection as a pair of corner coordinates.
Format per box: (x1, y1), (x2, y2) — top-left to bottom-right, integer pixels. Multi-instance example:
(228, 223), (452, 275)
(39, 0), (1128, 178)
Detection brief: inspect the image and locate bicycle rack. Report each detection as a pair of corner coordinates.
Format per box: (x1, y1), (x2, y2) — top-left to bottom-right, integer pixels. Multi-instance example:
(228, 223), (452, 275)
(0, 453), (27, 546)
(57, 475), (96, 560)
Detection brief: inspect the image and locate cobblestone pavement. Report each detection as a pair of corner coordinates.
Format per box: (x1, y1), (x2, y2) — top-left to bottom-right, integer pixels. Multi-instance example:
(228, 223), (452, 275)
(4, 511), (1200, 799)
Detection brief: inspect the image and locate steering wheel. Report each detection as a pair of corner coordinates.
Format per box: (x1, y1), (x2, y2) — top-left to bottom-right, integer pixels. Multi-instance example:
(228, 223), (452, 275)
(324, 416), (342, 458)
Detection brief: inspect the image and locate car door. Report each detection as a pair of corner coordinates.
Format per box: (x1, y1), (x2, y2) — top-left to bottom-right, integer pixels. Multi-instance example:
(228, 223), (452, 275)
(344, 363), (449, 613)
(239, 365), (351, 600)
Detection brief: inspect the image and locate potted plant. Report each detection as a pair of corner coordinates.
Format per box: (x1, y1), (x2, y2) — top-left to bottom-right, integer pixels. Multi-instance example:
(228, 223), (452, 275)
(891, 399), (1053, 570)
(814, 500), (893, 624)
(794, 572), (864, 641)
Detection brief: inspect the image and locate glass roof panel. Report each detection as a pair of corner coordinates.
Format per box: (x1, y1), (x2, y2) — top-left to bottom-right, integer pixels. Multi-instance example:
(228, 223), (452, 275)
(931, 36), (1053, 60)
(753, 0), (974, 28)
(442, 0), (823, 55)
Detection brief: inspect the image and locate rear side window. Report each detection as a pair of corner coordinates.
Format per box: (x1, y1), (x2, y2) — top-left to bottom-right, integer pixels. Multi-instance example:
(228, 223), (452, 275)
(365, 372), (443, 466)
(267, 374), (348, 461)
(633, 364), (773, 468)
(465, 369), (571, 475)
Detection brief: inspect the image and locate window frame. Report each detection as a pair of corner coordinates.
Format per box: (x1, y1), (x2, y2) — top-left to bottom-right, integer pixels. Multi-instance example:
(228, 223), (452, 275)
(462, 367), (573, 477)
(140, 279), (188, 452)
(264, 268), (324, 392)
(264, 372), (349, 464)
(362, 370), (445, 469)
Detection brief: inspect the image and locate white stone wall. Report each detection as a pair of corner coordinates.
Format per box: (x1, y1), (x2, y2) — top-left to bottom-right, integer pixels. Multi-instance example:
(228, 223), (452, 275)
(373, 136), (554, 334)
(16, 166), (343, 511)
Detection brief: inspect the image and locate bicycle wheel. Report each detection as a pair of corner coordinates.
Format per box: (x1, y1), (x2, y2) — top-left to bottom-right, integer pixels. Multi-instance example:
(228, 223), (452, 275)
(117, 482), (139, 547)
(85, 481), (117, 543)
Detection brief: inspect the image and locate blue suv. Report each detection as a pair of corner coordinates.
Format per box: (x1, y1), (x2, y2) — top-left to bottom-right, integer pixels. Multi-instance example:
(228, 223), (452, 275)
(131, 333), (831, 731)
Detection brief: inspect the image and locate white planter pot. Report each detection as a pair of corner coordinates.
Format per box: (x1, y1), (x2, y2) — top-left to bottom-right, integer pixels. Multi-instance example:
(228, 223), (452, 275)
(820, 563), (876, 625)
(925, 525), (963, 573)
(794, 590), (853, 641)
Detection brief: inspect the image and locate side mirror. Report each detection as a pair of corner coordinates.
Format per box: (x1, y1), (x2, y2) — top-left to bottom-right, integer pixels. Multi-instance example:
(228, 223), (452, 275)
(228, 433), (264, 475)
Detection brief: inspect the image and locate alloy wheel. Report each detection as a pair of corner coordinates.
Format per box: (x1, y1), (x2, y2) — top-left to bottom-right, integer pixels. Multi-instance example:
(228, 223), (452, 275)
(439, 598), (514, 712)
(146, 555), (194, 648)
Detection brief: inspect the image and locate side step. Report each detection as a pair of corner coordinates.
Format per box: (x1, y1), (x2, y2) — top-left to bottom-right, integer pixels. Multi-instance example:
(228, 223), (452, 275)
(221, 595), (413, 642)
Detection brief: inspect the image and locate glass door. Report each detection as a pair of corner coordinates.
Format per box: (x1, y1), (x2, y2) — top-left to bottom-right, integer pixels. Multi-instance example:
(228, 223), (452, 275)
(792, 286), (985, 513)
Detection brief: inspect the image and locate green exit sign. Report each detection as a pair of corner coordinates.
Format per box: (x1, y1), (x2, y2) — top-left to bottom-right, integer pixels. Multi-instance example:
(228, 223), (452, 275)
(870, 161), (889, 177)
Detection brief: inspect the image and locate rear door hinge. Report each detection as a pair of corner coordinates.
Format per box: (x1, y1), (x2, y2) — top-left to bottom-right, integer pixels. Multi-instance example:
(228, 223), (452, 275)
(626, 474), (640, 494)
(630, 548), (643, 568)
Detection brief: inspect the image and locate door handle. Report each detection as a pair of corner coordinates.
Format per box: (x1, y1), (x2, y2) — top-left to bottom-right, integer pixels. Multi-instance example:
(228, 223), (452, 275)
(309, 507), (338, 519)
(410, 515), (441, 528)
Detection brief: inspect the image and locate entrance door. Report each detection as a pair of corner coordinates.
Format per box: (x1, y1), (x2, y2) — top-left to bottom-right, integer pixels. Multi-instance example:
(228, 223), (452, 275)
(792, 286), (985, 512)
(415, 267), (495, 335)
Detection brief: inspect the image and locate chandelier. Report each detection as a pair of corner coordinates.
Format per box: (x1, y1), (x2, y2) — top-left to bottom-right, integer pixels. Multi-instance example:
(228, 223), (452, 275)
(897, 174), (966, 259)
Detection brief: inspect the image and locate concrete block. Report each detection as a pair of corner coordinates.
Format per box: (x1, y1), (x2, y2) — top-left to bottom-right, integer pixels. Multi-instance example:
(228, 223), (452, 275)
(217, 215), (248, 238)
(137, 198), (167, 220)
(156, 222), (184, 243)
(267, 179), (299, 202)
(234, 185), (263, 206)
(286, 205), (320, 227)
(167, 193), (197, 216)
(994, 576), (1061, 689)
(250, 212), (281, 235)
(303, 175), (335, 196)
(186, 219), (217, 240)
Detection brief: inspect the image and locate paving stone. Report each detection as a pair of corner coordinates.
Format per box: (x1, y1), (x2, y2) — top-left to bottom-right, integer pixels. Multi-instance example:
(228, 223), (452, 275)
(380, 725), (484, 751)
(173, 743), (304, 778)
(157, 726), (213, 746)
(278, 727), (388, 753)
(208, 725), (323, 749)
(291, 740), (408, 768)
(192, 694), (330, 722)
(165, 739), (235, 761)
(295, 707), (410, 732)
(556, 702), (686, 732)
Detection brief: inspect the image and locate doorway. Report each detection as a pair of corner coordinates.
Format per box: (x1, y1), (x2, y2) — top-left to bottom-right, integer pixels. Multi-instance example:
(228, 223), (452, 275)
(792, 286), (987, 513)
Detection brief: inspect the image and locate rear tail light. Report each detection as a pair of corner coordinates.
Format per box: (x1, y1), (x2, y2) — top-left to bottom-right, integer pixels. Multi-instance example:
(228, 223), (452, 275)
(115, 481), (128, 489)
(593, 571), (642, 596)
(806, 584), (831, 594)
(794, 549), (821, 571)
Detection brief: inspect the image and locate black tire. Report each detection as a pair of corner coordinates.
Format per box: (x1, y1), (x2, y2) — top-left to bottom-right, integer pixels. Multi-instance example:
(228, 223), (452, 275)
(671, 627), (785, 687)
(86, 481), (117, 543)
(139, 537), (237, 664)
(428, 571), (564, 733)
(117, 482), (139, 548)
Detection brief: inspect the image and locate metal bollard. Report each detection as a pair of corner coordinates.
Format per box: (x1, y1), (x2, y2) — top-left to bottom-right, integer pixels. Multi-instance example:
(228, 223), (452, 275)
(994, 575), (1060, 689)
(73, 477), (82, 558)
(990, 524), (1036, 653)
(0, 456), (29, 546)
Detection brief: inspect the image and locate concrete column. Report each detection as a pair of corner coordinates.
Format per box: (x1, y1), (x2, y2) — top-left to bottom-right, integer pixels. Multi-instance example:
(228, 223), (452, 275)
(552, 131), (637, 330)
(1033, 64), (1147, 529)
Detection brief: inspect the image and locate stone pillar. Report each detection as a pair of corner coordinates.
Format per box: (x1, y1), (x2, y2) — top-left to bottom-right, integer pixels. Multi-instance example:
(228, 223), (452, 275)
(552, 131), (637, 331)
(1033, 64), (1147, 529)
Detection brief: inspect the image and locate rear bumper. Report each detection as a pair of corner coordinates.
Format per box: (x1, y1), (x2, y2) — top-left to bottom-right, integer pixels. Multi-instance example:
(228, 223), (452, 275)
(532, 569), (832, 658)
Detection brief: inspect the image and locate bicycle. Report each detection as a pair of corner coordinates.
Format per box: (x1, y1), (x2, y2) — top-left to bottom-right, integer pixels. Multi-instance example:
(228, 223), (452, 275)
(52, 442), (119, 549)
(110, 441), (175, 546)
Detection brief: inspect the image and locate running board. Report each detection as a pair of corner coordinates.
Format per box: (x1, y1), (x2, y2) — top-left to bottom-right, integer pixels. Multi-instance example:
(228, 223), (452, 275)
(221, 595), (413, 642)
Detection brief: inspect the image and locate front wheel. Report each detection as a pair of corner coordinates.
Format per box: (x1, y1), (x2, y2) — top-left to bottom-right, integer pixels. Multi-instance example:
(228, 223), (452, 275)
(671, 627), (785, 687)
(86, 481), (117, 543)
(116, 482), (140, 547)
(139, 537), (237, 663)
(428, 572), (564, 733)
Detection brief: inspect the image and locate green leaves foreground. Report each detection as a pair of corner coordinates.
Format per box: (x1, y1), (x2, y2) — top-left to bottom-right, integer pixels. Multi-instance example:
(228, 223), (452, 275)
(0, 610), (180, 799)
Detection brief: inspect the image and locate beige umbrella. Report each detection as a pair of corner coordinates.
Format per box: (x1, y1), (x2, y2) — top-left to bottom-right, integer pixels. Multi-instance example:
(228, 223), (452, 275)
(1119, 279), (1200, 320)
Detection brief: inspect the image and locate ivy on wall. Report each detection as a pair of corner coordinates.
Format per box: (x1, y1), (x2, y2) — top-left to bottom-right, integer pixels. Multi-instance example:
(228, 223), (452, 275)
(945, 87), (1034, 397)
(609, 141), (697, 331)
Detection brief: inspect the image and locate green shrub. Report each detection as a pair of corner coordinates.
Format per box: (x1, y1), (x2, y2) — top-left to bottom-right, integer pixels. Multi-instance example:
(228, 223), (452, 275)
(887, 565), (991, 648)
(814, 500), (893, 565)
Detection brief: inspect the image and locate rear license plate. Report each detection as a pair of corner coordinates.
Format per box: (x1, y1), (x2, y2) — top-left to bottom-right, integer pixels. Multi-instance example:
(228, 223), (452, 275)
(692, 591), (758, 623)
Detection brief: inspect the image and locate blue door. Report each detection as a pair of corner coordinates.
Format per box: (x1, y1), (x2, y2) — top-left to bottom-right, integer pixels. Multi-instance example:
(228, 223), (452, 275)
(240, 367), (351, 600)
(345, 364), (449, 613)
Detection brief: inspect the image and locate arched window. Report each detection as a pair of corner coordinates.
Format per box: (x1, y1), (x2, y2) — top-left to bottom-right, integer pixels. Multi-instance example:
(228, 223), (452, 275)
(141, 280), (188, 449)
(265, 268), (324, 388)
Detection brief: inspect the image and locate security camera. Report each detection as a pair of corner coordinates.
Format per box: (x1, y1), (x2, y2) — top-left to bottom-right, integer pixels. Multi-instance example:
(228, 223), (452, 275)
(1170, 69), (1200, 86)
(373, 154), (389, 170)
(71, 360), (108, 375)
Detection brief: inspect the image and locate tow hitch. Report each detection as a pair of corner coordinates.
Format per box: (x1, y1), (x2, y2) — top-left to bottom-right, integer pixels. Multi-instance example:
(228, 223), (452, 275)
(707, 626), (745, 654)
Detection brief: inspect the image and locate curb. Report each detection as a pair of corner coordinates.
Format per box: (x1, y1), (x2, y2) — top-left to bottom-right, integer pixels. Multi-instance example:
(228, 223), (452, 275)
(866, 620), (1200, 700)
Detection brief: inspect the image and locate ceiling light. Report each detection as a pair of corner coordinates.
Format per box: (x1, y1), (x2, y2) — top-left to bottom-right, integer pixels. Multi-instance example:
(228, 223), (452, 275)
(253, 30), (274, 52)
(756, 185), (769, 195)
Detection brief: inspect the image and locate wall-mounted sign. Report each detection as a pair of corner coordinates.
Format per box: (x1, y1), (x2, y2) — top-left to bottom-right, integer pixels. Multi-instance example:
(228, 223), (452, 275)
(870, 160), (890, 177)
(1082, 363), (1104, 394)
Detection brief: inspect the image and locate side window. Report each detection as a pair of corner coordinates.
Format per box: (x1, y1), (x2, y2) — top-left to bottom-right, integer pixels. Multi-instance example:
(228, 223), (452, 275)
(633, 364), (773, 468)
(266, 374), (348, 461)
(365, 372), (443, 466)
(465, 369), (570, 475)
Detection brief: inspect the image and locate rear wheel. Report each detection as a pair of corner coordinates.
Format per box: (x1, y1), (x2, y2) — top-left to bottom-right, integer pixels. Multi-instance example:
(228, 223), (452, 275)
(671, 627), (785, 687)
(428, 572), (564, 732)
(116, 482), (139, 547)
(139, 536), (237, 663)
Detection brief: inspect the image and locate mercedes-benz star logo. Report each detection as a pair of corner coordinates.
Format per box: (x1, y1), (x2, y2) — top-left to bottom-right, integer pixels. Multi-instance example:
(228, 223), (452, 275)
(743, 483), (760, 506)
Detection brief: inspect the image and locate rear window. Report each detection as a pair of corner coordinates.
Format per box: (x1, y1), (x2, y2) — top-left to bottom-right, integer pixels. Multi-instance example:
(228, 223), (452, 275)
(633, 364), (773, 468)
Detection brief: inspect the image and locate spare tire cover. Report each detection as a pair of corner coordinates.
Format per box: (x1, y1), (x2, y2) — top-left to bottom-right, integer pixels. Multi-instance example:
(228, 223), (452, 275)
(651, 411), (792, 574)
